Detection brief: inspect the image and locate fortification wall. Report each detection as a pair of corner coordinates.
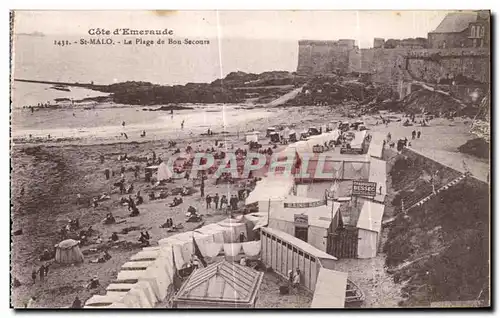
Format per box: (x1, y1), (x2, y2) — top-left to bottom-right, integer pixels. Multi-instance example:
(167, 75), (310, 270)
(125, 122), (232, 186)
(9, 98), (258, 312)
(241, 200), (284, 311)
(297, 41), (353, 74)
(405, 48), (490, 84)
(298, 40), (490, 89)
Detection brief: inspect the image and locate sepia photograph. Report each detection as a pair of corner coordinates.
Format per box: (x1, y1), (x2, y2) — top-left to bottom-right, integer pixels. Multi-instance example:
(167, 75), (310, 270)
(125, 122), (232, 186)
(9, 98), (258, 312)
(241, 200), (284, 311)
(9, 10), (490, 309)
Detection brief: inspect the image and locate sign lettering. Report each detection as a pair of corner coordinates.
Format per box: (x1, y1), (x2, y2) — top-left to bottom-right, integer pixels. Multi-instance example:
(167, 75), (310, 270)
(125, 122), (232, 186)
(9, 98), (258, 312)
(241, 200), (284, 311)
(352, 180), (377, 196)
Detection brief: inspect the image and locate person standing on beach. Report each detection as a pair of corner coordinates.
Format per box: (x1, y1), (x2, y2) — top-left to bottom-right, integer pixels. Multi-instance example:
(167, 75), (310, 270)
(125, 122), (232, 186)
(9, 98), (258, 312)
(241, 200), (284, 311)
(104, 169), (110, 180)
(31, 268), (37, 284)
(38, 265), (45, 283)
(122, 121), (126, 127)
(417, 131), (421, 139)
(205, 195), (212, 209)
(214, 193), (220, 210)
(181, 120), (185, 130)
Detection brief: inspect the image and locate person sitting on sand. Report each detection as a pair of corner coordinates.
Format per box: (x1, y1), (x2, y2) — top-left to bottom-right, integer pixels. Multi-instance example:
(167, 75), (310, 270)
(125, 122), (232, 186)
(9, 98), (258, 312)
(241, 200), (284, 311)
(169, 196), (183, 207)
(71, 296), (82, 308)
(129, 206), (140, 217)
(39, 249), (52, 262)
(187, 206), (198, 217)
(181, 186), (190, 197)
(138, 232), (150, 247)
(136, 193), (144, 205)
(149, 192), (156, 201)
(126, 183), (134, 194)
(86, 276), (101, 290)
(103, 213), (116, 225)
(160, 218), (171, 228)
(110, 232), (119, 241)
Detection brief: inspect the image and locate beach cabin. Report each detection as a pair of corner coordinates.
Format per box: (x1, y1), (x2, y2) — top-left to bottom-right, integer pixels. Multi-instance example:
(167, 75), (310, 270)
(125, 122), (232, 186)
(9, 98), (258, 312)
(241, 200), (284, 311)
(269, 197), (342, 253)
(368, 132), (385, 159)
(260, 227), (337, 292)
(345, 130), (367, 154)
(356, 201), (385, 259)
(245, 132), (259, 143)
(172, 261), (263, 308)
(266, 127), (276, 137)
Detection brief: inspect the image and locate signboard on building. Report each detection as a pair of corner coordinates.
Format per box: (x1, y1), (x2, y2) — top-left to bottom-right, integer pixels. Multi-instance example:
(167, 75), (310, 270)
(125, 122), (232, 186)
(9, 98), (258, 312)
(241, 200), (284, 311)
(340, 148), (363, 155)
(285, 200), (326, 208)
(352, 180), (377, 196)
(294, 214), (309, 228)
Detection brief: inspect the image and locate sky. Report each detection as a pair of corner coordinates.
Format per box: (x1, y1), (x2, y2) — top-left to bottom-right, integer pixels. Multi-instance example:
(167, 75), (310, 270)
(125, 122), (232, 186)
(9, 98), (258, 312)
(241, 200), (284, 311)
(13, 10), (451, 48)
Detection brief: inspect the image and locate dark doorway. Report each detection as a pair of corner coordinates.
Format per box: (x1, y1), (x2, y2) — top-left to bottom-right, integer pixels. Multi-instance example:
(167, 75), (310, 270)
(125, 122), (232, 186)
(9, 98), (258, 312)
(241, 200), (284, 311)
(295, 227), (308, 242)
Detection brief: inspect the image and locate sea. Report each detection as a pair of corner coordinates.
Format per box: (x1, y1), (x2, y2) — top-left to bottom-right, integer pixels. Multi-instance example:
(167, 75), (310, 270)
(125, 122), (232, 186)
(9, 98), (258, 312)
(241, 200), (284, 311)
(11, 34), (298, 140)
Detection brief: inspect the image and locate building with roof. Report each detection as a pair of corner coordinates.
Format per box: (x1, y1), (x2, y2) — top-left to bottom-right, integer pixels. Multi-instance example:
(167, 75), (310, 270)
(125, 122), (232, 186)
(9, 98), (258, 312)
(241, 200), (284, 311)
(269, 198), (342, 252)
(260, 227), (338, 292)
(428, 10), (490, 49)
(356, 200), (385, 259)
(172, 261), (264, 308)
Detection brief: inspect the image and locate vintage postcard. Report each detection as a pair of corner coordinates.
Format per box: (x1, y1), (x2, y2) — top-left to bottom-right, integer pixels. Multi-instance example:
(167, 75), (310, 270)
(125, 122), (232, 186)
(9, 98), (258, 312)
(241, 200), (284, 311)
(10, 10), (490, 309)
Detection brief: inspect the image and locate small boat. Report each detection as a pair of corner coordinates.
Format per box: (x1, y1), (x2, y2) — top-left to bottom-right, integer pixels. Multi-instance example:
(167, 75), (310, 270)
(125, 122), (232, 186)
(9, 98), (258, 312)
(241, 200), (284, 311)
(51, 85), (71, 92)
(345, 279), (365, 307)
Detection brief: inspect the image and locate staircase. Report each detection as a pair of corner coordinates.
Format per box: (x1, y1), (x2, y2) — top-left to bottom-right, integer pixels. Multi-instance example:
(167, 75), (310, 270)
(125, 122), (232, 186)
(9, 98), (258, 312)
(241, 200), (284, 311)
(405, 173), (471, 213)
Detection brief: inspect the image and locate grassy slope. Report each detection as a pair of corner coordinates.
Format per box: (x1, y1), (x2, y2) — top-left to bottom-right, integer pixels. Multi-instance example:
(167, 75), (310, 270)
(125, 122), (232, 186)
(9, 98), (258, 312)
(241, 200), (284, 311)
(383, 154), (489, 306)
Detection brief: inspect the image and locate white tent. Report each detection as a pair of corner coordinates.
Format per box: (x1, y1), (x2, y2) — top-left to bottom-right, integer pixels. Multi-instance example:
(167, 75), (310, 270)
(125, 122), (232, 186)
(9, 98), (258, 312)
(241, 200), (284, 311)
(218, 218), (247, 243)
(245, 175), (295, 205)
(157, 161), (172, 181)
(55, 239), (84, 264)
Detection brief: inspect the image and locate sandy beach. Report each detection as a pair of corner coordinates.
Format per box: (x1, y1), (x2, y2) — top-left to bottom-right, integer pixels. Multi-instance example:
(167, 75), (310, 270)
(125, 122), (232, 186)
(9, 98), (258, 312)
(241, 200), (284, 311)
(10, 99), (487, 308)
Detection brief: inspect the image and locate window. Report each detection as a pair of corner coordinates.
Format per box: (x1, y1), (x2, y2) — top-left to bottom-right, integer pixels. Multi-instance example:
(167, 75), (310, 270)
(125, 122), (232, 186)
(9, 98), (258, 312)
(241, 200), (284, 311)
(305, 254), (310, 260)
(277, 239), (282, 245)
(471, 26), (476, 38)
(298, 251), (304, 256)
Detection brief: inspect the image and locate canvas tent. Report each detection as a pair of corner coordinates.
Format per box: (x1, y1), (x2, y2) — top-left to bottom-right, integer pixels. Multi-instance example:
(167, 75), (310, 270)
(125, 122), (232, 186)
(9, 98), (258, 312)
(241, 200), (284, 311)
(245, 175), (295, 205)
(172, 261), (264, 308)
(54, 239), (84, 264)
(157, 161), (173, 181)
(368, 132), (385, 159)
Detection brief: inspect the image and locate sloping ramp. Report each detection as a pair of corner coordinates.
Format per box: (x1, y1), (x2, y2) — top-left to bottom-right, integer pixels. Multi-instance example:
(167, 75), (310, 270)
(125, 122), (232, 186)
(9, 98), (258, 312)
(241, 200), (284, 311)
(266, 86), (303, 107)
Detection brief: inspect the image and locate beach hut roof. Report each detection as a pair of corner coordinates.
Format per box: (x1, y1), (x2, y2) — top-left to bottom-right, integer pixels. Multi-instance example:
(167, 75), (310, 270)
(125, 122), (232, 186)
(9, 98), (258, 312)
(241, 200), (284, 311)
(311, 268), (348, 308)
(245, 175), (295, 205)
(57, 239), (80, 249)
(356, 201), (385, 233)
(261, 227), (337, 261)
(174, 260), (263, 307)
